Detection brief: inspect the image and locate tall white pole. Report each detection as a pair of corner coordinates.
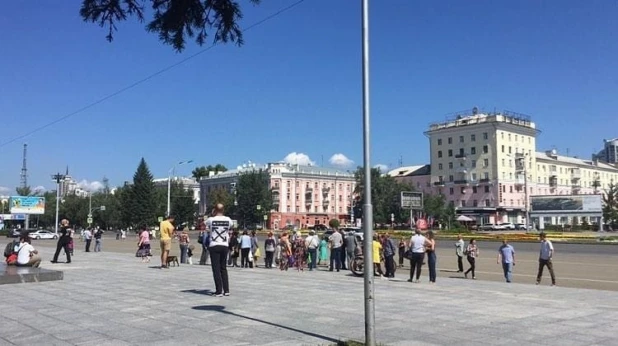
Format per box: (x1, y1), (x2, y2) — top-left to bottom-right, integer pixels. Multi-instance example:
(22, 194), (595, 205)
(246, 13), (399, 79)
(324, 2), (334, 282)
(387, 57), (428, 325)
(523, 155), (530, 232)
(167, 171), (172, 218)
(54, 179), (60, 234)
(360, 0), (375, 345)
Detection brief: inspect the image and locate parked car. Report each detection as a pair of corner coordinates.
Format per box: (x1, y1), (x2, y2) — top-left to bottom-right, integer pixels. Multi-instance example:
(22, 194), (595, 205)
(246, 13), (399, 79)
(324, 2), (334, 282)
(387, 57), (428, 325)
(28, 230), (58, 240)
(515, 223), (530, 230)
(499, 223), (516, 230)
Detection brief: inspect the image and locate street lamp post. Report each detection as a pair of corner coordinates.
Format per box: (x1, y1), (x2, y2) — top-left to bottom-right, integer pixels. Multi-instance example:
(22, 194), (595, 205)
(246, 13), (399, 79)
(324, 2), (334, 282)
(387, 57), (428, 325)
(87, 192), (105, 227)
(51, 172), (66, 234)
(167, 160), (193, 217)
(360, 0), (376, 345)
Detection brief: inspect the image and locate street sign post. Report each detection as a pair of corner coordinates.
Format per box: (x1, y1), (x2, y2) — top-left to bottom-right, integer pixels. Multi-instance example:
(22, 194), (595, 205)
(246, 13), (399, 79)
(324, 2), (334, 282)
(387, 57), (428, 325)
(87, 217), (93, 224)
(400, 191), (423, 230)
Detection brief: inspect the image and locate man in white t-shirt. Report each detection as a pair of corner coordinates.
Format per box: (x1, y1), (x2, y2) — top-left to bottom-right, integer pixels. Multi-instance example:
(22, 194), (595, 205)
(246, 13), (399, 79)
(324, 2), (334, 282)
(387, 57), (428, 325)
(16, 236), (42, 268)
(206, 203), (233, 297)
(536, 233), (556, 286)
(305, 230), (320, 271)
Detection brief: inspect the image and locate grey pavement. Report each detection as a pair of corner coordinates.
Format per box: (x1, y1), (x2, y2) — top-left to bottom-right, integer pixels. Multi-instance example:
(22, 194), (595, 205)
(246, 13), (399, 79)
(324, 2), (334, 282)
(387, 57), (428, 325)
(1, 246), (618, 346)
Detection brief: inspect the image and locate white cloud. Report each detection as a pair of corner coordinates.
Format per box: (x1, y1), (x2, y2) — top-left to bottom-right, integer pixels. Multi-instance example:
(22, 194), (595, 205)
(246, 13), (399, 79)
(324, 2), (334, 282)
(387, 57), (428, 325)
(77, 180), (104, 192)
(32, 186), (46, 193)
(282, 152), (315, 166)
(329, 153), (354, 168)
(0, 186), (10, 194)
(373, 164), (389, 172)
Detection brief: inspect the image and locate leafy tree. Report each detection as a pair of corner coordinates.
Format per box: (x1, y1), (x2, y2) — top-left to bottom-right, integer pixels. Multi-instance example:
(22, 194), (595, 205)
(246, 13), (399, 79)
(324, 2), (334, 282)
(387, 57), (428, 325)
(603, 182), (618, 227)
(236, 169), (272, 228)
(192, 164), (227, 181)
(353, 167), (414, 224)
(206, 187), (235, 214)
(130, 158), (157, 227)
(117, 183), (134, 228)
(169, 182), (197, 226)
(15, 186), (32, 196)
(79, 0), (260, 52)
(328, 219), (340, 229)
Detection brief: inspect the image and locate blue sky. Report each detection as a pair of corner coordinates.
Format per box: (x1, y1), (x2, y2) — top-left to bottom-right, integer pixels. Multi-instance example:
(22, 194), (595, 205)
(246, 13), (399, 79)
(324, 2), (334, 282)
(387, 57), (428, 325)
(1, 0), (618, 193)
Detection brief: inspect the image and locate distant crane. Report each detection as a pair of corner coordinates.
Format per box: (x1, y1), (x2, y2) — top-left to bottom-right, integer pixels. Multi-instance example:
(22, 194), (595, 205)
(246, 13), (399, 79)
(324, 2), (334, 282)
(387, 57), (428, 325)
(20, 143), (28, 189)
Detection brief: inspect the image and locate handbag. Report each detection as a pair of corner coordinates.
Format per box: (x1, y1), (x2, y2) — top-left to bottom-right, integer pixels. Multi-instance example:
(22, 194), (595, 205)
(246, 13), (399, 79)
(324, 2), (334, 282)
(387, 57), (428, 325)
(403, 249), (414, 260)
(254, 248), (261, 258)
(248, 250), (254, 262)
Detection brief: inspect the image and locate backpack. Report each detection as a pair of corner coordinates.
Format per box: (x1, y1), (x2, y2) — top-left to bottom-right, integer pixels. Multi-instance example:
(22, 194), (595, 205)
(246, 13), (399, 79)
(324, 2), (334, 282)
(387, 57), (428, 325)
(4, 241), (17, 258)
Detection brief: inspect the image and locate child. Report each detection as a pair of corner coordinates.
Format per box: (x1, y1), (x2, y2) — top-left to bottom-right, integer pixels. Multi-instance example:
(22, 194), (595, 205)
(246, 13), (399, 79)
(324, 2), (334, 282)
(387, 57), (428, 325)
(187, 245), (195, 265)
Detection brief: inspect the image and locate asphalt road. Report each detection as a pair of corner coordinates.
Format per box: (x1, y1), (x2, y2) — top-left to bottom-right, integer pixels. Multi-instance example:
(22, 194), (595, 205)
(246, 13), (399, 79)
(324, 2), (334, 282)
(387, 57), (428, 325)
(27, 233), (618, 292)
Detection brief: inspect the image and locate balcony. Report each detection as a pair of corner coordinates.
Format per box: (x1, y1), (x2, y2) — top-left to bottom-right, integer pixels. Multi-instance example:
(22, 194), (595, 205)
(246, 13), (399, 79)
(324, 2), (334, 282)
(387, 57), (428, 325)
(514, 175), (525, 186)
(322, 187), (330, 195)
(479, 178), (491, 184)
(271, 186), (280, 192)
(322, 199), (330, 205)
(571, 169), (581, 180)
(455, 153), (467, 159)
(433, 181), (445, 186)
(305, 187), (313, 193)
(272, 195), (280, 202)
(549, 167), (557, 177)
(456, 167), (468, 174)
(549, 178), (558, 187)
(454, 179), (469, 185)
(305, 200), (313, 206)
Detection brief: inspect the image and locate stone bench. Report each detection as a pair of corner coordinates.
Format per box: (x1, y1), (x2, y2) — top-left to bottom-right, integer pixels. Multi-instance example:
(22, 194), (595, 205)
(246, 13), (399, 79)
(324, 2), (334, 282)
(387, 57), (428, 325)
(0, 263), (63, 285)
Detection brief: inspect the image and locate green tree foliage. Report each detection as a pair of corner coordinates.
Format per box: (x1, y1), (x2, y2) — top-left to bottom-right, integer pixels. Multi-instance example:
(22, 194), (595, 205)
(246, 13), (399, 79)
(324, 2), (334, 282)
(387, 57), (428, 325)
(192, 164), (227, 181)
(353, 167), (414, 224)
(603, 182), (618, 227)
(130, 158), (157, 227)
(169, 182), (197, 226)
(79, 0), (260, 52)
(236, 169), (272, 228)
(15, 186), (32, 196)
(206, 187), (235, 214)
(328, 219), (340, 229)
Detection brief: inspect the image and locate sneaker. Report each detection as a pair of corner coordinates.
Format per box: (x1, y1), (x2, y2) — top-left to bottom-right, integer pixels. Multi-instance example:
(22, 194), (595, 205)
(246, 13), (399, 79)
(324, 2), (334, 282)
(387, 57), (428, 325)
(223, 292), (230, 296)
(407, 279), (414, 282)
(472, 276), (476, 280)
(536, 281), (540, 285)
(213, 293), (223, 297)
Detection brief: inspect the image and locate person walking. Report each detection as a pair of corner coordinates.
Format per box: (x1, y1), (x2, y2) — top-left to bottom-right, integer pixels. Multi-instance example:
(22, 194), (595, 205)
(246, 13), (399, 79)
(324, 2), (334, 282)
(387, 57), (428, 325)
(464, 238), (479, 279)
(383, 234), (396, 278)
(454, 234), (465, 272)
(264, 232), (276, 268)
(426, 231), (437, 283)
(239, 230), (252, 268)
(206, 203), (233, 297)
(137, 225), (152, 263)
(329, 228), (344, 272)
(94, 228), (103, 252)
(51, 219), (72, 264)
(536, 232), (556, 286)
(84, 228), (93, 252)
(344, 231), (357, 271)
(497, 239), (515, 283)
(159, 215), (175, 269)
(305, 230), (319, 271)
(398, 238), (406, 268)
(407, 229), (430, 283)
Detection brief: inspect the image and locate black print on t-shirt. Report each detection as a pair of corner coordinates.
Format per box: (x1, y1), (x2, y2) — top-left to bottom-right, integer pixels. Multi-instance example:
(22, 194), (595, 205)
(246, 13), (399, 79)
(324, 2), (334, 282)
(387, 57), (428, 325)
(211, 221), (230, 242)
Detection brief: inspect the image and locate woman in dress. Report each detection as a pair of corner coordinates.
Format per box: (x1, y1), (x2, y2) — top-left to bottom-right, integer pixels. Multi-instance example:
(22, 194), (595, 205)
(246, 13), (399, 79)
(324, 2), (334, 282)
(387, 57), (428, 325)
(279, 232), (292, 271)
(464, 238), (479, 280)
(179, 230), (190, 264)
(426, 231), (437, 283)
(137, 225), (151, 263)
(318, 235), (329, 266)
(293, 231), (307, 272)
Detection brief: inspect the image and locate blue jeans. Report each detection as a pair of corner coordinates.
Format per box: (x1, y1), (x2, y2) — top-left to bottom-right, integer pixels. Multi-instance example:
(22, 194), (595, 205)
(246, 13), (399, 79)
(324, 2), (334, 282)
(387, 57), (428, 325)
(427, 251), (437, 282)
(502, 262), (513, 282)
(307, 248), (317, 270)
(180, 244), (189, 264)
(94, 239), (102, 252)
(330, 247), (342, 270)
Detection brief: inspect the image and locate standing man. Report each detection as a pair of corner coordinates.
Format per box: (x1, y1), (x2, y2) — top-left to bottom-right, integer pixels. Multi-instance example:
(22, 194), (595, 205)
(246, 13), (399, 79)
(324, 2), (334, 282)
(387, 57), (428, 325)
(305, 230), (319, 271)
(51, 219), (72, 264)
(159, 215), (175, 269)
(206, 203), (233, 297)
(383, 233), (396, 278)
(536, 232), (556, 286)
(329, 227), (344, 272)
(454, 234), (465, 273)
(497, 239), (515, 283)
(199, 229), (210, 265)
(344, 231), (357, 271)
(83, 228), (93, 252)
(94, 228), (103, 252)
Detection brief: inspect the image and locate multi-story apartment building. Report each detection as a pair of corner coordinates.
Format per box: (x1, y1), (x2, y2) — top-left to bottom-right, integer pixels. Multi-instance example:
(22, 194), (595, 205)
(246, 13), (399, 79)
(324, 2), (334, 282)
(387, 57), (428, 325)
(594, 138), (618, 164)
(394, 107), (618, 227)
(153, 177), (200, 205)
(199, 162), (356, 230)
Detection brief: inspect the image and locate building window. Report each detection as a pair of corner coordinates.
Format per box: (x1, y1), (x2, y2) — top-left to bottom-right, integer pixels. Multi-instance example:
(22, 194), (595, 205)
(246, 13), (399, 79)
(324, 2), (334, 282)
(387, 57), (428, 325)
(472, 186), (478, 193)
(295, 206), (300, 212)
(483, 132), (488, 140)
(438, 151), (443, 158)
(459, 148), (465, 156)
(438, 175), (443, 182)
(296, 194), (299, 200)
(509, 186), (513, 193)
(438, 163), (443, 170)
(339, 195), (342, 202)
(461, 200), (466, 207)
(459, 135), (464, 143)
(448, 137), (452, 144)
(448, 149), (453, 157)
(485, 186), (490, 193)
(448, 162), (453, 169)
(501, 145), (505, 153)
(502, 159), (505, 167)
(471, 160), (477, 168)
(449, 175), (454, 182)
(449, 187), (454, 195)
(471, 147), (476, 155)
(485, 199), (491, 207)
(473, 200), (478, 207)
(287, 193), (290, 200)
(509, 146), (512, 154)
(483, 145), (489, 154)
(287, 206), (291, 212)
(472, 173), (477, 180)
(515, 135), (518, 142)
(471, 134), (476, 142)
(501, 132), (504, 139)
(483, 159), (489, 167)
(437, 138), (442, 145)
(508, 134), (511, 141)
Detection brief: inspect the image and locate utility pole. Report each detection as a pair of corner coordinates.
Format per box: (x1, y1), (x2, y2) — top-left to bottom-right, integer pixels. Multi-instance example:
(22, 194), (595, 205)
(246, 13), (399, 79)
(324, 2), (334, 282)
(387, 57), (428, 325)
(51, 172), (66, 234)
(360, 0), (376, 344)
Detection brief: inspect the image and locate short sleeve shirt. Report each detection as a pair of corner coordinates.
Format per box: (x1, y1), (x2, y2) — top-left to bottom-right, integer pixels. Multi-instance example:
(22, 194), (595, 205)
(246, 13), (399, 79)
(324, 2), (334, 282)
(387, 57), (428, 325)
(539, 240), (553, 260)
(499, 244), (515, 264)
(159, 220), (174, 240)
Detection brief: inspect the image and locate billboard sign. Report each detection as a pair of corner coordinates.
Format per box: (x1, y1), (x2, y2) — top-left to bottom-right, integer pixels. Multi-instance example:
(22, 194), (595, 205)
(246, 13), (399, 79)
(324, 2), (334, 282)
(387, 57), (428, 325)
(530, 195), (602, 213)
(401, 191), (423, 209)
(9, 196), (46, 215)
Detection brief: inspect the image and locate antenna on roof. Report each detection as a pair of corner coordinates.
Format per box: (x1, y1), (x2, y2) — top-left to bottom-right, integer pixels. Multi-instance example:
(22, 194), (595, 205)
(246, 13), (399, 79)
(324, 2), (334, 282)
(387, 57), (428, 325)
(398, 155), (403, 167)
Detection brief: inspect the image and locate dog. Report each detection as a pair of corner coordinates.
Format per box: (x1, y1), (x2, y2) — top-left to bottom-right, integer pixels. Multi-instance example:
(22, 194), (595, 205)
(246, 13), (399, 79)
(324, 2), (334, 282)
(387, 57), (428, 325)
(166, 256), (180, 267)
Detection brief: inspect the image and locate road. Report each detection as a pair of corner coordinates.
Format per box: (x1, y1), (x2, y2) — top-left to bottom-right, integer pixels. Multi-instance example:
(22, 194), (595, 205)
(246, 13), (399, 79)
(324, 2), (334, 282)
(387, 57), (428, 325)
(28, 233), (618, 292)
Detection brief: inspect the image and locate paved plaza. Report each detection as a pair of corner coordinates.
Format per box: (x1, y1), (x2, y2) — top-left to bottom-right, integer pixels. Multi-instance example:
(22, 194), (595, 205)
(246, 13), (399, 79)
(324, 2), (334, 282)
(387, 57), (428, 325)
(2, 245), (618, 346)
